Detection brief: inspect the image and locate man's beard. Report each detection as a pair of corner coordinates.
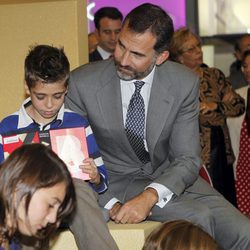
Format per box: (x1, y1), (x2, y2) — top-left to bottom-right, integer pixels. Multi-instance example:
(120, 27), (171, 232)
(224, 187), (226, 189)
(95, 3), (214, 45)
(114, 58), (156, 81)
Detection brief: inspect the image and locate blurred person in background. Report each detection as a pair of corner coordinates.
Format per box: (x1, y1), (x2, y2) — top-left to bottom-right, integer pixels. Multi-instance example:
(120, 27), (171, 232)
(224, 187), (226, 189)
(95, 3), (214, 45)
(227, 49), (250, 217)
(88, 32), (99, 54)
(228, 34), (250, 89)
(89, 7), (123, 62)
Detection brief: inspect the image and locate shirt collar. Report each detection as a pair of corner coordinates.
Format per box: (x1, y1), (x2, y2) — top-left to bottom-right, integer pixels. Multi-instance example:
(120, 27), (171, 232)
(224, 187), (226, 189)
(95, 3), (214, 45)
(97, 46), (112, 60)
(18, 97), (64, 129)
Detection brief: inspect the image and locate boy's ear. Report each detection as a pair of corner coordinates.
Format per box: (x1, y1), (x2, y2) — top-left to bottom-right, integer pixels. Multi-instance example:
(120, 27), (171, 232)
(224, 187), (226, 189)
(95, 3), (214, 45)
(24, 82), (30, 96)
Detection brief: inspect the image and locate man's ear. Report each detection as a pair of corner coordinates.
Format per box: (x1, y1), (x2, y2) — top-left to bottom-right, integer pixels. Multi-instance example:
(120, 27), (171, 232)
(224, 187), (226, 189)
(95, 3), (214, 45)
(156, 51), (170, 66)
(24, 82), (30, 96)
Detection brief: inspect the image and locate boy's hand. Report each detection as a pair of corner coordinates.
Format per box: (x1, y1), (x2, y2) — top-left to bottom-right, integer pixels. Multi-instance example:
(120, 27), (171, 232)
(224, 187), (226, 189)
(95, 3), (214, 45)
(79, 158), (100, 184)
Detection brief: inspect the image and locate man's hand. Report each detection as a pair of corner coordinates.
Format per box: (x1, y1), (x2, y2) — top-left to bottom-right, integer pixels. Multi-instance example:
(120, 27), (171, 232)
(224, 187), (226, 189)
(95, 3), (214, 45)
(109, 188), (158, 224)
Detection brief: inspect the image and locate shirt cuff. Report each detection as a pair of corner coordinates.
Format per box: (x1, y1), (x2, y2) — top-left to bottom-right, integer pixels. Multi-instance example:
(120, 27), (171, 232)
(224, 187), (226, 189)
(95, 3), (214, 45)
(104, 198), (120, 210)
(146, 183), (173, 208)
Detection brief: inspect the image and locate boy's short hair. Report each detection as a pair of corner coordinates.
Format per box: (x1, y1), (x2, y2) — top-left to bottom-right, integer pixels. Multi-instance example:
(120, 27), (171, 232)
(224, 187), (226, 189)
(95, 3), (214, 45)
(25, 45), (70, 89)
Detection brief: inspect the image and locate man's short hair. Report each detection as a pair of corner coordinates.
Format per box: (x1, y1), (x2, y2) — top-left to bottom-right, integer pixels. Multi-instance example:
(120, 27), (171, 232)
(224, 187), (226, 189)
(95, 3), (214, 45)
(124, 3), (174, 54)
(94, 7), (123, 30)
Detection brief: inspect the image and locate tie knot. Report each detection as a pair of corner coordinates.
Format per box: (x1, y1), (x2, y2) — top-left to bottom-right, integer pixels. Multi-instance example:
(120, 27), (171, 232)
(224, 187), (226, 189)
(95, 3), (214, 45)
(134, 81), (145, 93)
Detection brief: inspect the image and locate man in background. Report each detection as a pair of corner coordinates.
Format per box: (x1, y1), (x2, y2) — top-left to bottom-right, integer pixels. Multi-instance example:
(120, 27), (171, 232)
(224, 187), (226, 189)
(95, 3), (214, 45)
(89, 7), (123, 62)
(228, 34), (250, 89)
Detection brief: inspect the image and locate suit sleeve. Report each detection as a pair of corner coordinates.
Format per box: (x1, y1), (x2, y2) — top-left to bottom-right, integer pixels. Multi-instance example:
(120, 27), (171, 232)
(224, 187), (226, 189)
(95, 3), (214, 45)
(65, 70), (88, 118)
(154, 75), (202, 196)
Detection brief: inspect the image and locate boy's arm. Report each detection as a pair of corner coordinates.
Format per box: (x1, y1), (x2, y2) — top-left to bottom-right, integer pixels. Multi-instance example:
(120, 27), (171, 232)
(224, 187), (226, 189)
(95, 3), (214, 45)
(85, 124), (108, 193)
(89, 165), (108, 193)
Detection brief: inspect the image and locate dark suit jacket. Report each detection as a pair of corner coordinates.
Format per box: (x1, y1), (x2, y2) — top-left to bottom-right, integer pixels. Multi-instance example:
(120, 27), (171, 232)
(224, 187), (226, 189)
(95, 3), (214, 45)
(65, 59), (217, 205)
(89, 49), (103, 62)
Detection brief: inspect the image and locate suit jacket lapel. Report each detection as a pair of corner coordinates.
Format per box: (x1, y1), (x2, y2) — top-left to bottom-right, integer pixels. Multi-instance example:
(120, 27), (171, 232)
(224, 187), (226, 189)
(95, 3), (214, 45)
(146, 69), (174, 152)
(96, 64), (174, 159)
(96, 72), (133, 152)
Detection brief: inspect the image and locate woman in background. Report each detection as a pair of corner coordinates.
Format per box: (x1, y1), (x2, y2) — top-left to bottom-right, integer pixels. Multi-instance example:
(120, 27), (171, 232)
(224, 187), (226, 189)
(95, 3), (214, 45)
(142, 220), (219, 250)
(169, 27), (245, 206)
(0, 144), (75, 249)
(227, 50), (250, 216)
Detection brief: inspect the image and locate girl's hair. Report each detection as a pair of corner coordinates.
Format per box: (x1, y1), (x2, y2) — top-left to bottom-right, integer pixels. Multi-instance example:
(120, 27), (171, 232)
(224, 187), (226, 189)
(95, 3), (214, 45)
(0, 144), (75, 242)
(142, 220), (219, 250)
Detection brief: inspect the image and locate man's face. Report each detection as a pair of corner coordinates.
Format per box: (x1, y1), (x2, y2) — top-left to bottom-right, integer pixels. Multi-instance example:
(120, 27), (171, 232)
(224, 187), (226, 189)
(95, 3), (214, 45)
(114, 23), (169, 81)
(97, 17), (122, 53)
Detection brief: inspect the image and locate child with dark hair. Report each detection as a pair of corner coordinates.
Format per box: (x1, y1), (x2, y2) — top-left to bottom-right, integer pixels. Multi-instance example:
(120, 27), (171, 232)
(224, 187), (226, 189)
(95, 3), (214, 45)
(0, 45), (118, 250)
(1, 44), (107, 193)
(142, 220), (219, 250)
(0, 144), (75, 249)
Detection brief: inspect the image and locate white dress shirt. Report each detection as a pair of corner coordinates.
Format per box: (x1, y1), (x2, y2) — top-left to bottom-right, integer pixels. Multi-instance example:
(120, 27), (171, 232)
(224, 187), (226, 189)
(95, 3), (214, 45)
(105, 67), (173, 210)
(97, 46), (112, 60)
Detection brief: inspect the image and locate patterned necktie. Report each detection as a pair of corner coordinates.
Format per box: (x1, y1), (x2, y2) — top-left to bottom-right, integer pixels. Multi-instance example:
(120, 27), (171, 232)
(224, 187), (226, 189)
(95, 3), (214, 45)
(125, 81), (150, 163)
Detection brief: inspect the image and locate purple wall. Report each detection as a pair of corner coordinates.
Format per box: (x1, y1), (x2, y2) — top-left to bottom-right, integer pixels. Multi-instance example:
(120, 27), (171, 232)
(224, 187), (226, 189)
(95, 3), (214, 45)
(87, 0), (186, 32)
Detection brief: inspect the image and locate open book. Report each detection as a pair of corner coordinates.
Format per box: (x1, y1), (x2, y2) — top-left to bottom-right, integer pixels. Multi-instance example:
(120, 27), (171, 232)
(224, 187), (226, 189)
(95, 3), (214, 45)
(2, 127), (90, 180)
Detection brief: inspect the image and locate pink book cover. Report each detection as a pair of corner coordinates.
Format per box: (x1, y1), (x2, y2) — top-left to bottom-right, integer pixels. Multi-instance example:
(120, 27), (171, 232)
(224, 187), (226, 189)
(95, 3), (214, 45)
(49, 127), (90, 180)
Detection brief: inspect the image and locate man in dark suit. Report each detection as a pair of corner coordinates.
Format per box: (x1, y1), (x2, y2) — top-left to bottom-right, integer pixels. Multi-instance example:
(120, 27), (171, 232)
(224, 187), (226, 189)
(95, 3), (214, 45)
(66, 3), (250, 249)
(89, 7), (123, 62)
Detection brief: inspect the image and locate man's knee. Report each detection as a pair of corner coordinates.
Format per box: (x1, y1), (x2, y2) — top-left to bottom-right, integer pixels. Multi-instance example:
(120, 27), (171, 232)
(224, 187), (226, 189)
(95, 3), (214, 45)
(151, 200), (215, 237)
(73, 178), (98, 201)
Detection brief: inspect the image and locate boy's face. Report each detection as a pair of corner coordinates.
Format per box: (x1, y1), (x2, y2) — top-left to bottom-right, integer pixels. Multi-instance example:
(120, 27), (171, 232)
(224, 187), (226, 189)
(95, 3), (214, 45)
(25, 80), (67, 124)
